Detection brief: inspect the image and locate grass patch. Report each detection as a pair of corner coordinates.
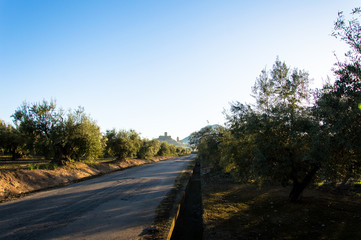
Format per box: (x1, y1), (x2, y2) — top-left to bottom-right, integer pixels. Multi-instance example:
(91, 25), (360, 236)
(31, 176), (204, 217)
(353, 182), (361, 187)
(0, 159), (51, 170)
(29, 162), (58, 170)
(82, 159), (100, 168)
(202, 171), (361, 240)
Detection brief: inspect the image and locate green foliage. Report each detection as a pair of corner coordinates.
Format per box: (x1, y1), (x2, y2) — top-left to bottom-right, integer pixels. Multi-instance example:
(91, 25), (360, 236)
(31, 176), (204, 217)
(12, 100), (104, 163)
(176, 146), (191, 155)
(62, 108), (105, 160)
(105, 130), (190, 159)
(230, 59), (322, 202)
(252, 58), (311, 113)
(195, 9), (361, 201)
(155, 141), (190, 156)
(157, 142), (171, 156)
(4, 100), (191, 164)
(314, 7), (361, 182)
(12, 100), (58, 158)
(137, 139), (161, 159)
(82, 159), (99, 168)
(195, 58), (322, 201)
(220, 105), (257, 181)
(0, 119), (27, 160)
(29, 162), (58, 170)
(189, 125), (225, 169)
(105, 129), (141, 160)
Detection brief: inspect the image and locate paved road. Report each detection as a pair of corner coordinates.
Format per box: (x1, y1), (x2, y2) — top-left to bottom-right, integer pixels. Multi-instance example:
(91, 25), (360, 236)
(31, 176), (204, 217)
(0, 155), (195, 240)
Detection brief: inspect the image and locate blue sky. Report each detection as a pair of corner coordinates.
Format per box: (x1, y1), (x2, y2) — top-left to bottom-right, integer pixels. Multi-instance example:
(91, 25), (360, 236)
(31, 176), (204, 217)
(0, 0), (359, 139)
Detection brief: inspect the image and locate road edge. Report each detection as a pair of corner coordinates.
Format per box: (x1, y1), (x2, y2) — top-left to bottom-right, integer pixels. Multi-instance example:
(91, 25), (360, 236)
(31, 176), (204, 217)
(0, 156), (181, 203)
(139, 155), (197, 240)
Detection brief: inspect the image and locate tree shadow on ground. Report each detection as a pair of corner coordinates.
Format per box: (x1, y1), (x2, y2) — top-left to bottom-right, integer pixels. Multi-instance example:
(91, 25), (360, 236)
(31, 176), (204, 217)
(202, 174), (361, 240)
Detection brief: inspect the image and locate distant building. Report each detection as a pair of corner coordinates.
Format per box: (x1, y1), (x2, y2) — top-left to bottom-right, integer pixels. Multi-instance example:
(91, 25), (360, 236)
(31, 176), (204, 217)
(158, 132), (172, 141)
(157, 132), (182, 147)
(157, 132), (191, 149)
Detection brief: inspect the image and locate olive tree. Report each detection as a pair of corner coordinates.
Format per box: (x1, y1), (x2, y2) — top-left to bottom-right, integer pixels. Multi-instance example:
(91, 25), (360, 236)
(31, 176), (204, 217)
(105, 129), (141, 160)
(137, 139), (161, 159)
(0, 120), (27, 160)
(12, 100), (60, 160)
(58, 108), (105, 161)
(314, 8), (361, 182)
(189, 125), (225, 169)
(220, 59), (324, 201)
(12, 100), (104, 163)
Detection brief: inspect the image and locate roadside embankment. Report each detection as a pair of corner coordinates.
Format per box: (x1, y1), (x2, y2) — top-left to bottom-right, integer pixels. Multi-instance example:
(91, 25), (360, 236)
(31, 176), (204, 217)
(0, 156), (176, 202)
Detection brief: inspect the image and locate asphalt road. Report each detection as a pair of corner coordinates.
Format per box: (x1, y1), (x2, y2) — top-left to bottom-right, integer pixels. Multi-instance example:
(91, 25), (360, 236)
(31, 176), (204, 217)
(0, 154), (195, 240)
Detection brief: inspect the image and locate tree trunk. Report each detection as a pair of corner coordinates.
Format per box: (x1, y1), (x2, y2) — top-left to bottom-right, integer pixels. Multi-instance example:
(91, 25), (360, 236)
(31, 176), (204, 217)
(10, 149), (18, 161)
(52, 147), (65, 165)
(289, 166), (319, 202)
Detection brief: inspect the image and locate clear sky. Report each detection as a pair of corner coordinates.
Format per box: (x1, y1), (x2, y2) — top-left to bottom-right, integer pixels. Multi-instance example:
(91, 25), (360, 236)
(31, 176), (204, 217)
(0, 0), (359, 139)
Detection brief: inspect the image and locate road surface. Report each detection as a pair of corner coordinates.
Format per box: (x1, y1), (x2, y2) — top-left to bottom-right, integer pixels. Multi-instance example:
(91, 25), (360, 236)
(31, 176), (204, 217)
(0, 155), (195, 240)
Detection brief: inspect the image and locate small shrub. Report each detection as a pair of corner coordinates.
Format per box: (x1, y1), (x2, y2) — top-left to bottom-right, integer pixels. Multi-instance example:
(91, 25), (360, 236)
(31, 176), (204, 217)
(29, 163), (36, 170)
(82, 159), (98, 168)
(29, 162), (57, 170)
(43, 163), (57, 170)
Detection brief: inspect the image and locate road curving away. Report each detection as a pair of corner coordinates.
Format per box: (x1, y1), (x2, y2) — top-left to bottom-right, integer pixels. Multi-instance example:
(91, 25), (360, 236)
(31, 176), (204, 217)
(0, 154), (196, 240)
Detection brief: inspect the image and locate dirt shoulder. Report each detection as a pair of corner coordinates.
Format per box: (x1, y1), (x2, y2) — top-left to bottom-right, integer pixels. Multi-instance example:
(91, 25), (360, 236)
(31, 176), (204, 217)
(202, 171), (361, 240)
(0, 156), (176, 202)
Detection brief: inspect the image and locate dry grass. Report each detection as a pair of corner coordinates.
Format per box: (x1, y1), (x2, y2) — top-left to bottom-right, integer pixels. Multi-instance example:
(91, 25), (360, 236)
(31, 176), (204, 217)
(202, 172), (361, 240)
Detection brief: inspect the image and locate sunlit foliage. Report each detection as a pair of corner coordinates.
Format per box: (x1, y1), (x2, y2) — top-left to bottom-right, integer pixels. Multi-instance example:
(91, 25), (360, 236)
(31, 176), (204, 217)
(0, 119), (27, 160)
(11, 100), (105, 163)
(105, 129), (142, 160)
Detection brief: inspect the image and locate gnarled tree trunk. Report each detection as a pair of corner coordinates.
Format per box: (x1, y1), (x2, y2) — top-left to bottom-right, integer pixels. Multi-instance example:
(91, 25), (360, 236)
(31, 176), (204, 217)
(289, 166), (319, 202)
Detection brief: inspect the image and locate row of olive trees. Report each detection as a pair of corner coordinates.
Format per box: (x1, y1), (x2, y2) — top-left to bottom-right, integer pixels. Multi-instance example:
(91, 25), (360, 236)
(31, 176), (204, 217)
(0, 101), (190, 163)
(190, 8), (361, 202)
(0, 102), (104, 162)
(104, 128), (189, 160)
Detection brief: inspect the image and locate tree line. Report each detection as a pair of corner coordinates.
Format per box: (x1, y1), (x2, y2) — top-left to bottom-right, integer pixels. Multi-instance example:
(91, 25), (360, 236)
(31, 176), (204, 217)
(0, 101), (190, 163)
(189, 8), (361, 202)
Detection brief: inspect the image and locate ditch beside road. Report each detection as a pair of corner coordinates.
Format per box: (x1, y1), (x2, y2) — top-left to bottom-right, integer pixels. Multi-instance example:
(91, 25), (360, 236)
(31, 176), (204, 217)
(170, 161), (203, 240)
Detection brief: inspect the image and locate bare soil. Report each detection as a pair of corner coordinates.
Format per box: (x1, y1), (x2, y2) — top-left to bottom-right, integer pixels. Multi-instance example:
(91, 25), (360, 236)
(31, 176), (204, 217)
(0, 156), (175, 202)
(202, 171), (361, 240)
